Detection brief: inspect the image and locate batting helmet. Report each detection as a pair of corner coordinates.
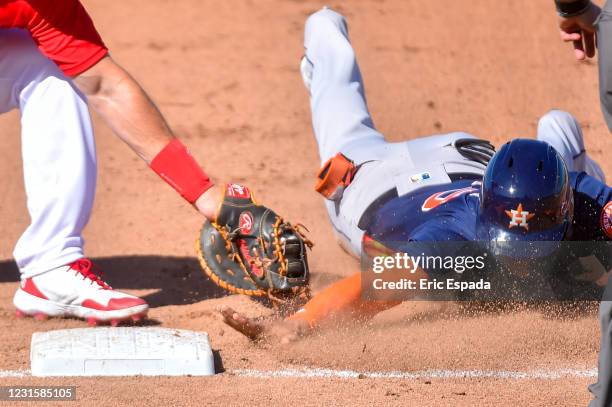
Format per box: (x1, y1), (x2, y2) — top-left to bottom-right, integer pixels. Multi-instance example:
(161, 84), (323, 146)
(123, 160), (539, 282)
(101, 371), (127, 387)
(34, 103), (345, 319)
(477, 139), (573, 244)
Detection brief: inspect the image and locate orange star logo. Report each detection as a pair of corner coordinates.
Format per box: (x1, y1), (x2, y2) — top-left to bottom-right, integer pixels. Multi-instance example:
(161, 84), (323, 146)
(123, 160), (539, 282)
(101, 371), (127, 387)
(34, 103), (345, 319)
(505, 203), (535, 230)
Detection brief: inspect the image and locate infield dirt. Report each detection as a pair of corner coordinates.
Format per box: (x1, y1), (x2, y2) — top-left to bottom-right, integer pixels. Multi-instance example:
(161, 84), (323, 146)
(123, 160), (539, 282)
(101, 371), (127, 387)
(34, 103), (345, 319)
(0, 1), (609, 405)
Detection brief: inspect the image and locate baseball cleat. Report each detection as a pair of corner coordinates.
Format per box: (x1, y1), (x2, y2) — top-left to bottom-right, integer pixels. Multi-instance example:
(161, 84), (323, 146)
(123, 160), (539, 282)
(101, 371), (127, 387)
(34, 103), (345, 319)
(13, 258), (149, 325)
(131, 313), (144, 323)
(33, 312), (48, 321)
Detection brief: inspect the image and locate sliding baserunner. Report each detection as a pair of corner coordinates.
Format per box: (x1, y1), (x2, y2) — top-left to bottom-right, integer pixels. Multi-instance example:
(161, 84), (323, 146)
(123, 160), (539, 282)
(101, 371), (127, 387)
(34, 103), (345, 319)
(221, 7), (612, 342)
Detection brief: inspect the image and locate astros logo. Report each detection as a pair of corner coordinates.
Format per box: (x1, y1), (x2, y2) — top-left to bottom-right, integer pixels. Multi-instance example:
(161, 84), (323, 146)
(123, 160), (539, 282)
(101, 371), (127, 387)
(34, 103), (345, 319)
(505, 203), (535, 230)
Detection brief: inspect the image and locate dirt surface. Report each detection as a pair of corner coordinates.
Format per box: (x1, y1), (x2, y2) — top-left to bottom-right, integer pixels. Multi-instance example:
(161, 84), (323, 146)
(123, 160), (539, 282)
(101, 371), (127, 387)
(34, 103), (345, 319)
(0, 0), (610, 405)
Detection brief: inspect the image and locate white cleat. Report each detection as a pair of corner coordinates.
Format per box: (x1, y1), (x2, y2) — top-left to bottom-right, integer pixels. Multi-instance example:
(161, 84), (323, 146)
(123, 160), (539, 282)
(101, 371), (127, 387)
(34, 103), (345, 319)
(14, 258), (148, 326)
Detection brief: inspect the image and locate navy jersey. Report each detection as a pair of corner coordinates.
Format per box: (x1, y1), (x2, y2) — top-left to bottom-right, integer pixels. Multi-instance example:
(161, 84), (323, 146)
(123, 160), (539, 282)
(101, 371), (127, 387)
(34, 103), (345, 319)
(366, 172), (612, 249)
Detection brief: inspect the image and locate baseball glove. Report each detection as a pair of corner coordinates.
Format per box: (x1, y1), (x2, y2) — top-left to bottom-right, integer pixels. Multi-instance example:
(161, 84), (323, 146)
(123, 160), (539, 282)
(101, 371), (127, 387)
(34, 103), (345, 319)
(196, 184), (313, 304)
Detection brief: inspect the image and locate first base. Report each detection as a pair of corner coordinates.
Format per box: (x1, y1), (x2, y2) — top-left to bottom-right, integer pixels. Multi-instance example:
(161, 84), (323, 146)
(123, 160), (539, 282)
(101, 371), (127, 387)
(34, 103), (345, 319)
(30, 327), (215, 377)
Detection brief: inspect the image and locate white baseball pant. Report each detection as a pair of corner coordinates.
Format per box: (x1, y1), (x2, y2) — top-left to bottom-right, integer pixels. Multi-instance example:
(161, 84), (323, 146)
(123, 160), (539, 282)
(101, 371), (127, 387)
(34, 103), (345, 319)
(1, 29), (96, 278)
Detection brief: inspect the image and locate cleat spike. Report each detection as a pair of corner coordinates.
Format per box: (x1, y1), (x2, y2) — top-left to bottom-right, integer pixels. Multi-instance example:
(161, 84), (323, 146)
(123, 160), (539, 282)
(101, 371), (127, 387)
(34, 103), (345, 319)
(15, 309), (26, 319)
(33, 312), (48, 321)
(110, 319), (120, 327)
(87, 317), (98, 327)
(131, 314), (142, 323)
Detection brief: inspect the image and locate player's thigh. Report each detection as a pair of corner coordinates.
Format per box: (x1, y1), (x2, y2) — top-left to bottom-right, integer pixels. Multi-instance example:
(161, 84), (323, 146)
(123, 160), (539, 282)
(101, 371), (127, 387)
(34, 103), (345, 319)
(0, 29), (62, 113)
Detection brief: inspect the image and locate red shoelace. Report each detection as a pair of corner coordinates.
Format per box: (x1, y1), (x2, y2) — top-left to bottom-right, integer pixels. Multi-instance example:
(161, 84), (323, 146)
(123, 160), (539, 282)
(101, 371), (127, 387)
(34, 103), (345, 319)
(69, 259), (111, 290)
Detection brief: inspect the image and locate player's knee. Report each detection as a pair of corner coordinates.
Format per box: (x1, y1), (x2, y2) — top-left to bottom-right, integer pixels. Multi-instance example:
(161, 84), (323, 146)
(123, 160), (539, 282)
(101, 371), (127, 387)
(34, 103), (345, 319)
(538, 109), (574, 125)
(537, 109), (585, 166)
(537, 109), (579, 136)
(306, 7), (348, 38)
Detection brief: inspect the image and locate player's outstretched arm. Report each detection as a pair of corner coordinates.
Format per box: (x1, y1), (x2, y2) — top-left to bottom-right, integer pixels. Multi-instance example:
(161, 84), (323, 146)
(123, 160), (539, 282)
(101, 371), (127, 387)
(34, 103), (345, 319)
(221, 307), (310, 344)
(73, 55), (221, 219)
(221, 269), (428, 342)
(556, 0), (601, 60)
(221, 272), (376, 343)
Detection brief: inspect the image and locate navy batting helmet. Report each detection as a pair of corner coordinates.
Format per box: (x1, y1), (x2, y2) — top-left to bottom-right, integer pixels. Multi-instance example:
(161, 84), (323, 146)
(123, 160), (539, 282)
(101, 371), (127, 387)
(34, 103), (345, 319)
(477, 139), (573, 243)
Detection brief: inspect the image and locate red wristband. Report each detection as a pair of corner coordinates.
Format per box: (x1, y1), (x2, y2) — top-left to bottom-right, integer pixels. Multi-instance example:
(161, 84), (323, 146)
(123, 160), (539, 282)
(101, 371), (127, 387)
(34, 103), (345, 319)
(150, 139), (214, 204)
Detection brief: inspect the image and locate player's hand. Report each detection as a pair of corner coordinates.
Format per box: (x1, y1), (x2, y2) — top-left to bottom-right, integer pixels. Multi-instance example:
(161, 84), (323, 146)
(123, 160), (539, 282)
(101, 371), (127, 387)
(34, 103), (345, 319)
(220, 306), (308, 343)
(559, 2), (601, 60)
(220, 306), (268, 340)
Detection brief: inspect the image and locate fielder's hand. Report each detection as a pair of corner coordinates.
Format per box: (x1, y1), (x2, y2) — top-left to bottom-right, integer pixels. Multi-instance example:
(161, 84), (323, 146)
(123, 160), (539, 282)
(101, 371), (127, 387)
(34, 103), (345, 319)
(559, 2), (601, 60)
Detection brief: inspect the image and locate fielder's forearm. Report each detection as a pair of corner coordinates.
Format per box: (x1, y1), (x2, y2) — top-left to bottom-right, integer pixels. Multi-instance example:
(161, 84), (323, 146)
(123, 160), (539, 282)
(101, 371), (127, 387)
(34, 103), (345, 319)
(73, 55), (220, 217)
(73, 56), (173, 163)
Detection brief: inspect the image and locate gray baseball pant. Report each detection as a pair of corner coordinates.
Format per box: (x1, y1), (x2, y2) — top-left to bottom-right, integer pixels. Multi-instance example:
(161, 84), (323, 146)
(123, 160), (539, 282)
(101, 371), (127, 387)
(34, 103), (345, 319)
(598, 0), (612, 131)
(589, 3), (612, 405)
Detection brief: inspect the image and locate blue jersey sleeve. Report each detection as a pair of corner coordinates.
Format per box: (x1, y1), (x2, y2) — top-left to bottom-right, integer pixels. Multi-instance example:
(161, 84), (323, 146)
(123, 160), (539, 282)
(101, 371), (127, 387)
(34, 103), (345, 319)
(409, 224), (466, 242)
(402, 226), (472, 276)
(370, 223), (464, 258)
(570, 172), (612, 241)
